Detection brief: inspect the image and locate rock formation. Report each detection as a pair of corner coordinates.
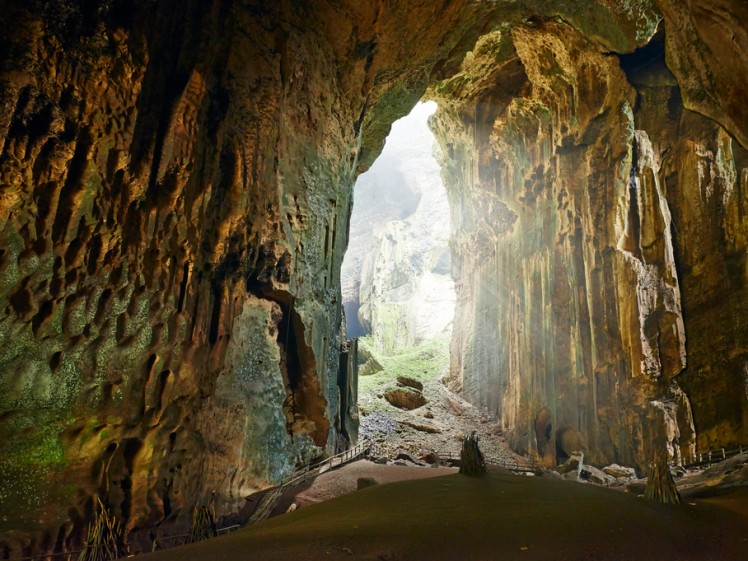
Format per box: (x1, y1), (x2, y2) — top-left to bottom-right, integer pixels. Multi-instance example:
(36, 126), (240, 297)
(341, 101), (454, 354)
(0, 0), (746, 556)
(429, 16), (748, 468)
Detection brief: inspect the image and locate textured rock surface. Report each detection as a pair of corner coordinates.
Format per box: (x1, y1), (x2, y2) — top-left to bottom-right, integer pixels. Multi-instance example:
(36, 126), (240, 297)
(656, 0), (748, 148)
(430, 17), (748, 470)
(341, 102), (454, 354)
(0, 0), (747, 555)
(0, 0), (568, 553)
(383, 386), (427, 411)
(0, 0), (488, 554)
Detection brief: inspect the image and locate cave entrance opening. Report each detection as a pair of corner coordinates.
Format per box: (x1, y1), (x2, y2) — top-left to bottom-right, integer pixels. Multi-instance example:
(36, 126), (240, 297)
(341, 101), (456, 459)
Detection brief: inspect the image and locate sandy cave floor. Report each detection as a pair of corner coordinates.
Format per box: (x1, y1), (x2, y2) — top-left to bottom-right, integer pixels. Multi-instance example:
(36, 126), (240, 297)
(141, 460), (748, 561)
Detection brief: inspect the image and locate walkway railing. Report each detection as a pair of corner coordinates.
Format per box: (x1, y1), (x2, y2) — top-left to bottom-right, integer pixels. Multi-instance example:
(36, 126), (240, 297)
(247, 439), (370, 525)
(438, 452), (538, 474)
(682, 445), (746, 469)
(11, 442), (370, 561)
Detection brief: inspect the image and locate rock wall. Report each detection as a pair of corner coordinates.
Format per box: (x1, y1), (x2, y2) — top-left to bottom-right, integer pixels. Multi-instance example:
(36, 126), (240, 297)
(342, 102), (454, 354)
(0, 0), (354, 552)
(0, 0), (499, 554)
(430, 19), (748, 469)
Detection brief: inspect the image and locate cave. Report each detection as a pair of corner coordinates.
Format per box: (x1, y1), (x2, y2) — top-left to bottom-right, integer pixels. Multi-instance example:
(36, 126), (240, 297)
(1, 0), (747, 559)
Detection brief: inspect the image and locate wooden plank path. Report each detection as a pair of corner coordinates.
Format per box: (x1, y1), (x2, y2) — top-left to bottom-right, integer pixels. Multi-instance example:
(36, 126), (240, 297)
(681, 445), (746, 469)
(247, 440), (370, 525)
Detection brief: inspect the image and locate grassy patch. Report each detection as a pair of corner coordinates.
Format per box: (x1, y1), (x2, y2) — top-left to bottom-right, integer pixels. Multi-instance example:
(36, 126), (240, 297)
(358, 333), (451, 400)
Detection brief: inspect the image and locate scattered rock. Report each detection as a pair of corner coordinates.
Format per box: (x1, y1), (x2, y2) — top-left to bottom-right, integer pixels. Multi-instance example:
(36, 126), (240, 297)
(359, 357), (384, 377)
(626, 452), (748, 498)
(626, 479), (647, 495)
(555, 427), (586, 461)
(424, 411), (434, 419)
(359, 412), (398, 439)
(580, 465), (616, 486)
(286, 503), (298, 512)
(603, 464), (637, 480)
(396, 376), (424, 391)
(555, 452), (584, 478)
(384, 386), (427, 410)
(669, 464), (687, 478)
(395, 452), (418, 463)
(400, 419), (441, 434)
(421, 452), (439, 465)
(357, 477), (379, 490)
(677, 452), (748, 498)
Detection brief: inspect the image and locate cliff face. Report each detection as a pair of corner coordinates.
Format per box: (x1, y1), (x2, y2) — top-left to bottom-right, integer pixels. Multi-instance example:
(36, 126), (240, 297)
(342, 102), (454, 354)
(0, 0), (496, 554)
(0, 0), (747, 555)
(0, 0), (352, 551)
(430, 19), (748, 468)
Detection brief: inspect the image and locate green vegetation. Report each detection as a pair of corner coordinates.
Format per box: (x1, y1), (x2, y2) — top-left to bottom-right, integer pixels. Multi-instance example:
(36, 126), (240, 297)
(358, 333), (451, 400)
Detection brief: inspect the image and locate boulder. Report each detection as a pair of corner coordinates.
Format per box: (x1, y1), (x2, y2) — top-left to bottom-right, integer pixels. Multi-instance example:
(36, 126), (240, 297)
(555, 427), (586, 461)
(396, 376), (424, 391)
(384, 386), (427, 410)
(395, 452), (418, 463)
(602, 464), (637, 480)
(677, 452), (748, 498)
(359, 357), (384, 377)
(580, 465), (617, 486)
(400, 419), (441, 434)
(421, 452), (439, 465)
(669, 464), (687, 478)
(555, 452), (584, 478)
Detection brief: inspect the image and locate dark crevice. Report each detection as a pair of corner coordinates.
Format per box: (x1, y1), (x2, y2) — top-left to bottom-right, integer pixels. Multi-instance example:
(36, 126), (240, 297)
(51, 127), (94, 244)
(208, 283), (222, 345)
(177, 263), (190, 313)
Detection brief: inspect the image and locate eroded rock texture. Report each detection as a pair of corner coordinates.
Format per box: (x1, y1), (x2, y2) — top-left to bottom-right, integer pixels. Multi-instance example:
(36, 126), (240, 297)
(0, 0), (498, 554)
(0, 0), (354, 552)
(0, 0), (747, 555)
(430, 18), (748, 468)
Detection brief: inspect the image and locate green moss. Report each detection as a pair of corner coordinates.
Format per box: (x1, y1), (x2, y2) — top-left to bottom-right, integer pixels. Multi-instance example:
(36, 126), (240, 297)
(358, 333), (451, 399)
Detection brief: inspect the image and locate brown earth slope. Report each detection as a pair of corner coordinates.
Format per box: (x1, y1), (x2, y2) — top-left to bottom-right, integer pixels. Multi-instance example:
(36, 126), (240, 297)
(142, 472), (748, 561)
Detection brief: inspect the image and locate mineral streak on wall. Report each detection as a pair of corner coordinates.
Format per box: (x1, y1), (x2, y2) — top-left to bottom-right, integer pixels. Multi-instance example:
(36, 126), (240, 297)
(430, 15), (748, 469)
(0, 0), (747, 556)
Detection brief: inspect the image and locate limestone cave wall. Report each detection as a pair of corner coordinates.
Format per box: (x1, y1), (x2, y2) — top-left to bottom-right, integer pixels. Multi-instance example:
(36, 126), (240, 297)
(430, 14), (748, 469)
(0, 0), (499, 554)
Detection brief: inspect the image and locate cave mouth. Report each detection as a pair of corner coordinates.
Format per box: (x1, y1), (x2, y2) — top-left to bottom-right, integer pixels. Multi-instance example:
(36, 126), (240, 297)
(341, 101), (457, 458)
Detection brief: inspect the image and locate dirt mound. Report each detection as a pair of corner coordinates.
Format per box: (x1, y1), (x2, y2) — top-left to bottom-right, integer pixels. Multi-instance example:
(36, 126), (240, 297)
(143, 472), (748, 561)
